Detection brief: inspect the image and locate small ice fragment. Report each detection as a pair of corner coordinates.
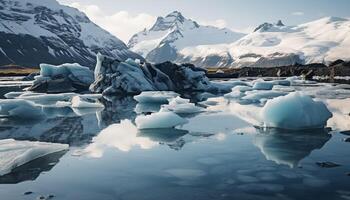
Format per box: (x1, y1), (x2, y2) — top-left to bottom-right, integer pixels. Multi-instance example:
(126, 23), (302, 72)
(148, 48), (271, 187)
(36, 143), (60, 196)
(134, 91), (179, 104)
(135, 111), (188, 129)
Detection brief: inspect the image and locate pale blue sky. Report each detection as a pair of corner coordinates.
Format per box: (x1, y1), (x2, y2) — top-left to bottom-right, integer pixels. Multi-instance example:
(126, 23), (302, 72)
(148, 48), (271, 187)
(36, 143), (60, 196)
(58, 0), (350, 42)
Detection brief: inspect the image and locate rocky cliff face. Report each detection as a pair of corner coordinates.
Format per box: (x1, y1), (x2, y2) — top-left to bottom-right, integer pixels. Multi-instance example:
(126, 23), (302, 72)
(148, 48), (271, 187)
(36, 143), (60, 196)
(0, 0), (143, 68)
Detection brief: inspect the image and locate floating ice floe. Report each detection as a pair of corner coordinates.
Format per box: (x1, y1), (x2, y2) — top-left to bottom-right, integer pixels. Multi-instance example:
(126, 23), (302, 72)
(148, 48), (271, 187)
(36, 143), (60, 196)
(161, 96), (205, 114)
(16, 93), (76, 105)
(0, 99), (44, 119)
(135, 111), (188, 129)
(260, 92), (332, 129)
(0, 139), (68, 176)
(4, 91), (26, 99)
(253, 81), (274, 90)
(134, 91), (179, 103)
(28, 63), (94, 93)
(71, 96), (104, 108)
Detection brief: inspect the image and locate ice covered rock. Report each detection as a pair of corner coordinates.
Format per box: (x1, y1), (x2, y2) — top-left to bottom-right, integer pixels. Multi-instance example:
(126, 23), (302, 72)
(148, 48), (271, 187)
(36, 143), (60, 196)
(0, 139), (68, 176)
(71, 96), (104, 108)
(135, 111), (188, 129)
(260, 92), (332, 129)
(162, 96), (205, 114)
(134, 91), (179, 103)
(28, 63), (94, 93)
(0, 99), (44, 119)
(90, 54), (228, 95)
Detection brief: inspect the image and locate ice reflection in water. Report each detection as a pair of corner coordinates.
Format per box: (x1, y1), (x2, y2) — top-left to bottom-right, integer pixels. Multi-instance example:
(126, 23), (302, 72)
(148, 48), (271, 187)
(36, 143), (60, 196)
(253, 128), (332, 168)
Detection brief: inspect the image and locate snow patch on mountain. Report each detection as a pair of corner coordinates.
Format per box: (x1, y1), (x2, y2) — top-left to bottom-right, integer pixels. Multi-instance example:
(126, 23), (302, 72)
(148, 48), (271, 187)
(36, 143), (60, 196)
(179, 17), (350, 68)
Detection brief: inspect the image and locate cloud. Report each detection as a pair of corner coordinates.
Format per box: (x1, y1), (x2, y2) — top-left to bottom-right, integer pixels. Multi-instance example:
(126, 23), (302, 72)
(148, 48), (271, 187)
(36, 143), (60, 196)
(67, 2), (156, 43)
(292, 11), (304, 16)
(199, 19), (228, 29)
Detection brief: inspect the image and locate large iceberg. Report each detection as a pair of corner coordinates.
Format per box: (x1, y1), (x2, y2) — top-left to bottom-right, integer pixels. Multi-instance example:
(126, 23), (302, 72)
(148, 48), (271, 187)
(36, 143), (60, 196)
(260, 92), (332, 129)
(0, 99), (44, 119)
(28, 63), (94, 93)
(135, 111), (188, 129)
(90, 53), (230, 95)
(0, 139), (68, 176)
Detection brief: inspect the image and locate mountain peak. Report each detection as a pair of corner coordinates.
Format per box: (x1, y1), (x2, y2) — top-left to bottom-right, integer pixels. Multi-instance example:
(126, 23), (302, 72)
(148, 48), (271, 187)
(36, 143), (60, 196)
(276, 20), (284, 26)
(149, 11), (189, 31)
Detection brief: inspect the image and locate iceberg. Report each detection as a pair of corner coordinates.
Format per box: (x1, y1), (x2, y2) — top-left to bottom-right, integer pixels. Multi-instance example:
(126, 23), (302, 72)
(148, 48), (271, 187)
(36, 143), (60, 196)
(135, 111), (188, 129)
(0, 99), (44, 119)
(28, 63), (94, 93)
(260, 92), (333, 129)
(90, 54), (230, 95)
(0, 139), (68, 176)
(134, 91), (179, 103)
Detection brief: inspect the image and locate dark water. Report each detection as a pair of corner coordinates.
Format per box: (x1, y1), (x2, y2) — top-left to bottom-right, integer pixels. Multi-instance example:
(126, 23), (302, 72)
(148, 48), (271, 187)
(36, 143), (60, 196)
(0, 86), (349, 200)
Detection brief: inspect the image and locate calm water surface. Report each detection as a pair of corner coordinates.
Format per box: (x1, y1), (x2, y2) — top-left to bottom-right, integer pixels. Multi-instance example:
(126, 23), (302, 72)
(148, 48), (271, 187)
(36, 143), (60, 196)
(0, 80), (349, 200)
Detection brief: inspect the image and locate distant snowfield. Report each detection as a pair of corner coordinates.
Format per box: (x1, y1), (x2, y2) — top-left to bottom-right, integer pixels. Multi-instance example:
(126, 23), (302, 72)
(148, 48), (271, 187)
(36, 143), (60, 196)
(179, 17), (350, 68)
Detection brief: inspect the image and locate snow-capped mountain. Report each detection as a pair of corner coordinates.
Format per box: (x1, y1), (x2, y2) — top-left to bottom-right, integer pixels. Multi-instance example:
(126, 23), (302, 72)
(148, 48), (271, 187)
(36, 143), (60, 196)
(178, 17), (350, 68)
(0, 0), (143, 68)
(128, 11), (245, 64)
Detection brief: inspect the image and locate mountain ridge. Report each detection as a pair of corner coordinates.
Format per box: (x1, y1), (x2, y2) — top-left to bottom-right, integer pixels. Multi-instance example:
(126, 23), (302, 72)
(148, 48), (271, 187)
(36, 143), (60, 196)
(0, 0), (143, 68)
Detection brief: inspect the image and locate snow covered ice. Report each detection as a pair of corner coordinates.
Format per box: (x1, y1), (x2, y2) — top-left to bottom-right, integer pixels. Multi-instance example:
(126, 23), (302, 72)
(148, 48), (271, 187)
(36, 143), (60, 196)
(260, 92), (333, 129)
(0, 139), (68, 176)
(29, 63), (94, 93)
(135, 111), (188, 129)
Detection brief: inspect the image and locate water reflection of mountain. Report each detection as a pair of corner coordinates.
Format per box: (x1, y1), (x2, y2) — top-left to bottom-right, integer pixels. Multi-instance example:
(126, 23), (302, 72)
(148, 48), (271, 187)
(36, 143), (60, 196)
(0, 151), (66, 184)
(253, 128), (332, 168)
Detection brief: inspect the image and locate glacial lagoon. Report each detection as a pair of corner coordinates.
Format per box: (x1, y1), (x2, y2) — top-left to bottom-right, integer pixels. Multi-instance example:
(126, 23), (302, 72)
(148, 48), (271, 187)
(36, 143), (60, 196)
(0, 77), (349, 200)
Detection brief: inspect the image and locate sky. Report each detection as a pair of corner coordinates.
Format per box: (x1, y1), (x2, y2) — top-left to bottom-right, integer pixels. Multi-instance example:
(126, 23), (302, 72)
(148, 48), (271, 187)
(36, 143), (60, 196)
(58, 0), (350, 43)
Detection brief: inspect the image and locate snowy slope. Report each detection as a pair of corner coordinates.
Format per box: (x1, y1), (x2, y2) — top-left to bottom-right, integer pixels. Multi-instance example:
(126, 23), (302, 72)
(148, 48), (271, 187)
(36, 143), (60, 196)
(128, 11), (245, 64)
(0, 0), (143, 68)
(179, 17), (350, 68)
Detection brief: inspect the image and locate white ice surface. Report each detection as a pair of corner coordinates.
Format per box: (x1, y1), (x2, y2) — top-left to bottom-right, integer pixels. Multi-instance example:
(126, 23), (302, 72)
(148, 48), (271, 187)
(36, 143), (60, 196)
(0, 139), (68, 176)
